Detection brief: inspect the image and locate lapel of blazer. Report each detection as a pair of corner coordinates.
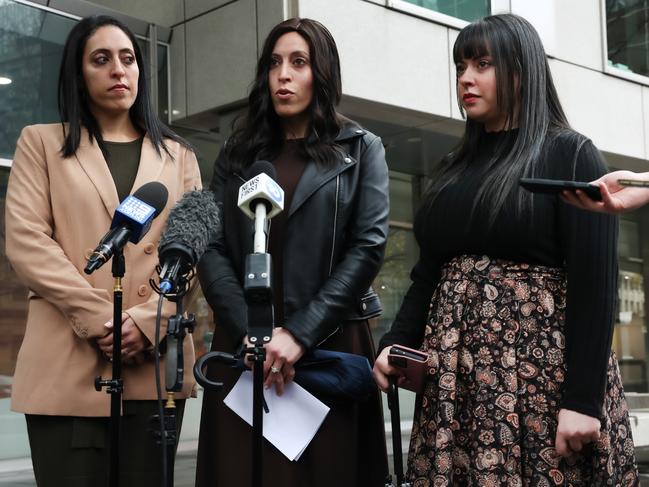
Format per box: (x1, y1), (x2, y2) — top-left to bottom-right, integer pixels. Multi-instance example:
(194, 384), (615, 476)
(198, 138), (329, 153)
(288, 124), (366, 217)
(130, 135), (166, 196)
(75, 128), (119, 220)
(75, 129), (165, 219)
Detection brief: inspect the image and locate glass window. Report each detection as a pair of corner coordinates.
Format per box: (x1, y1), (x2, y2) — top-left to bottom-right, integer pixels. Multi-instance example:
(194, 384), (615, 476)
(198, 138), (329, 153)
(402, 0), (490, 22)
(158, 44), (169, 122)
(0, 0), (171, 161)
(372, 172), (420, 422)
(613, 214), (649, 393)
(372, 172), (419, 345)
(136, 39), (170, 121)
(606, 0), (649, 77)
(0, 1), (76, 159)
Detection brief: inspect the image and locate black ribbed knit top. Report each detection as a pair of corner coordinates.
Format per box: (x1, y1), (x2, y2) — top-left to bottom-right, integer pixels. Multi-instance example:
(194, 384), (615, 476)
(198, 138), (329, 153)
(379, 128), (618, 418)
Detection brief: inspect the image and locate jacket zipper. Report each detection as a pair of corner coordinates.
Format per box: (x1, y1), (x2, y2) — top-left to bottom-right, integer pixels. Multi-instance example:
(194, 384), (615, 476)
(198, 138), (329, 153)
(328, 174), (340, 275)
(317, 174), (342, 347)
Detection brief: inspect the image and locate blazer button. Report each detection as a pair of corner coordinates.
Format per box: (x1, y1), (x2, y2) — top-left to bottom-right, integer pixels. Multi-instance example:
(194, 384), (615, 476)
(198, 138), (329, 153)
(138, 285), (149, 297)
(355, 129), (363, 134)
(85, 248), (94, 260)
(344, 157), (352, 164)
(143, 243), (155, 254)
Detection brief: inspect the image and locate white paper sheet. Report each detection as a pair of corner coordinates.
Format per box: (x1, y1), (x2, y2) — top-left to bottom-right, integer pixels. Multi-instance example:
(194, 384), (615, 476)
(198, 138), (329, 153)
(223, 371), (330, 461)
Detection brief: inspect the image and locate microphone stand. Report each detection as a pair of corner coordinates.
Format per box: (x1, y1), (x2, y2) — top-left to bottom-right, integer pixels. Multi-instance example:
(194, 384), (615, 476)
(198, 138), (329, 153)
(94, 248), (125, 487)
(193, 250), (274, 487)
(194, 192), (277, 487)
(243, 251), (274, 487)
(150, 271), (196, 487)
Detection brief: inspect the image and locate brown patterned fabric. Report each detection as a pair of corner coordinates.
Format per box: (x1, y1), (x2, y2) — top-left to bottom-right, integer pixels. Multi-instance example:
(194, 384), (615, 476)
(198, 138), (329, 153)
(408, 255), (639, 486)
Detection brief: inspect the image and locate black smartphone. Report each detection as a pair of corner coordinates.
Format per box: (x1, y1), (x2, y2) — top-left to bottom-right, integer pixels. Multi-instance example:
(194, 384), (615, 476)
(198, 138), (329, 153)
(519, 178), (602, 201)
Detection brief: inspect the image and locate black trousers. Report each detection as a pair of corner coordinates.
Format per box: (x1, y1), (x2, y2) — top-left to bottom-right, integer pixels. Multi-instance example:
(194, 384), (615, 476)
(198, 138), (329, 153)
(25, 399), (185, 487)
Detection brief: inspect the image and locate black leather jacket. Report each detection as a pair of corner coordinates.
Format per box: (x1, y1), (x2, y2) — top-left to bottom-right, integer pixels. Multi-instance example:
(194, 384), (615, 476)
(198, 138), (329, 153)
(198, 121), (389, 350)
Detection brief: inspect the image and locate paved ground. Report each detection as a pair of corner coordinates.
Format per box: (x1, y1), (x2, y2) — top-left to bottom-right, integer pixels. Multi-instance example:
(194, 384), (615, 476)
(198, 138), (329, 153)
(0, 449), (198, 487)
(2, 449), (648, 486)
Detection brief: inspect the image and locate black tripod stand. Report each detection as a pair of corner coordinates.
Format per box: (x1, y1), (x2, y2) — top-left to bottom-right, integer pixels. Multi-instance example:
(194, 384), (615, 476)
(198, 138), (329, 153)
(150, 271), (196, 487)
(94, 249), (126, 487)
(194, 251), (274, 487)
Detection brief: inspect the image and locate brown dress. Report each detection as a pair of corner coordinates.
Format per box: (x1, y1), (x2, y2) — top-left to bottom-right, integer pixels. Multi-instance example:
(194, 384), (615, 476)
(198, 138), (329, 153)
(196, 323), (388, 487)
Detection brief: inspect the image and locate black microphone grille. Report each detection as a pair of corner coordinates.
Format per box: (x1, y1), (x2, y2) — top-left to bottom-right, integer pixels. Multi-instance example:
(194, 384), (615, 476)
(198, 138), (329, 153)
(132, 181), (169, 217)
(246, 160), (276, 180)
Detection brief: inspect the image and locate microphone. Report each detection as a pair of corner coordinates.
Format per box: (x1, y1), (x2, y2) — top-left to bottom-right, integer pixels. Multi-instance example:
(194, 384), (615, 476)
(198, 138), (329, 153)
(84, 181), (168, 274)
(237, 161), (284, 253)
(157, 190), (221, 294)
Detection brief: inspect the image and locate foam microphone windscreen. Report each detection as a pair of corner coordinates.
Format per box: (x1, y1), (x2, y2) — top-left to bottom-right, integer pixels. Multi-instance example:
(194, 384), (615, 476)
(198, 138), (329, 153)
(158, 189), (221, 265)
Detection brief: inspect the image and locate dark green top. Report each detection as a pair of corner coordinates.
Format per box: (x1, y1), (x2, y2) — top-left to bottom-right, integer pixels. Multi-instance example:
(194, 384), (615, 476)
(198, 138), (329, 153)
(104, 137), (143, 201)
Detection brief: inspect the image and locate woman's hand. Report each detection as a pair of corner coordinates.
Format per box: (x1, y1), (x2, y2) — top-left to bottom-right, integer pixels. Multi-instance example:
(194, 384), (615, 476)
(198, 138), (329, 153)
(97, 312), (151, 363)
(262, 327), (305, 395)
(554, 408), (601, 458)
(561, 170), (649, 214)
(372, 346), (402, 392)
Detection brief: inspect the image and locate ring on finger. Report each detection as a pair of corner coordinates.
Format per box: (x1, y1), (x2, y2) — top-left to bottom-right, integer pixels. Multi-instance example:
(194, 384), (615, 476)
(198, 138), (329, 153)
(270, 365), (281, 374)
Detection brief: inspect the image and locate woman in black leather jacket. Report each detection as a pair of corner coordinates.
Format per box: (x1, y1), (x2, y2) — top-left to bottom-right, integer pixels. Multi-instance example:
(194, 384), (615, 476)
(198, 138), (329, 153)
(195, 18), (390, 487)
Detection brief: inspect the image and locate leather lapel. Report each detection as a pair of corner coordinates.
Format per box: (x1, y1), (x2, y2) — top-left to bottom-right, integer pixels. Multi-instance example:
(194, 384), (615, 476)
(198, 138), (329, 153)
(75, 128), (119, 220)
(289, 151), (356, 217)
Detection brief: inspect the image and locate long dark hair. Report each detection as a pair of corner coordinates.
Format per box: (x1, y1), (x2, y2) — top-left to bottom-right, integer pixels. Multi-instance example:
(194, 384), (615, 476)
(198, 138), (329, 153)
(425, 14), (570, 225)
(58, 15), (189, 158)
(225, 18), (343, 173)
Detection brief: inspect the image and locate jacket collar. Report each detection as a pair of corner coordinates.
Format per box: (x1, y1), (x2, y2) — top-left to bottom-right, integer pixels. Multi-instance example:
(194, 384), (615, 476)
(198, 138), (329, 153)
(335, 120), (366, 142)
(75, 126), (165, 220)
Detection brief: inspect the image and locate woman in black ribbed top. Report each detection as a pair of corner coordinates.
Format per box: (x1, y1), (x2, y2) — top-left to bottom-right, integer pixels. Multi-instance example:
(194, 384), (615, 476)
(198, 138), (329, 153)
(374, 14), (638, 485)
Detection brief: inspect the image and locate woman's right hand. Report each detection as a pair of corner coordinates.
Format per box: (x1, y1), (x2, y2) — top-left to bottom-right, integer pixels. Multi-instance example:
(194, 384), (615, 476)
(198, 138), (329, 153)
(372, 346), (402, 392)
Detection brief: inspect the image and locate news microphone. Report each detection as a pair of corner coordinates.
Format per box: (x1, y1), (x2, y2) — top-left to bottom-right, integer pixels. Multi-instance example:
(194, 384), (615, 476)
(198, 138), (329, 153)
(84, 181), (168, 274)
(237, 161), (284, 253)
(157, 190), (221, 294)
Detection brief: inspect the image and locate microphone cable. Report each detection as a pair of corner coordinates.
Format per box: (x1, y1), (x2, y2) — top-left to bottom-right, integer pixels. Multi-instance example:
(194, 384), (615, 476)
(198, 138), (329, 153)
(154, 293), (168, 487)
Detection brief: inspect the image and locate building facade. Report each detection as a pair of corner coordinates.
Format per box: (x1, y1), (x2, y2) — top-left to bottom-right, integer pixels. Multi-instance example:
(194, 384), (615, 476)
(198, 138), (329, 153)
(2, 0), (649, 470)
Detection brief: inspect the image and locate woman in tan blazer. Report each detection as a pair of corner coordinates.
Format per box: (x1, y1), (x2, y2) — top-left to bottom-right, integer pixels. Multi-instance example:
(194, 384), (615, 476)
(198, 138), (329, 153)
(5, 15), (201, 486)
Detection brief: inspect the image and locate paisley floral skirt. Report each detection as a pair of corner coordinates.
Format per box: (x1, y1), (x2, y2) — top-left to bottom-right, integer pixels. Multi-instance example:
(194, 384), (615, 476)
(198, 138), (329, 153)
(407, 255), (639, 487)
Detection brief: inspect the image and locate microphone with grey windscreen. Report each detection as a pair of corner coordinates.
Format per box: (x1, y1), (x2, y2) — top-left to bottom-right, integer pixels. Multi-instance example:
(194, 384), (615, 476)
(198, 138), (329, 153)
(157, 189), (221, 295)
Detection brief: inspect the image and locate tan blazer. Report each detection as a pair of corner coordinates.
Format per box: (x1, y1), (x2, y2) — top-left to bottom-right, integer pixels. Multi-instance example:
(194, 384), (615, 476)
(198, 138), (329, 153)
(6, 124), (202, 416)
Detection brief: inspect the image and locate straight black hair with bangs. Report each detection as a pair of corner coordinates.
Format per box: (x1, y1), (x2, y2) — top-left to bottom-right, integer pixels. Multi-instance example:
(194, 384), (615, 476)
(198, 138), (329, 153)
(58, 15), (190, 159)
(224, 18), (344, 173)
(425, 14), (570, 225)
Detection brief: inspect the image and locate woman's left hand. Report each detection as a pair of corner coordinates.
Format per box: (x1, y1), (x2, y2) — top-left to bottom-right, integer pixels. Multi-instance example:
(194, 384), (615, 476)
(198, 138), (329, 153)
(554, 408), (601, 458)
(263, 327), (305, 395)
